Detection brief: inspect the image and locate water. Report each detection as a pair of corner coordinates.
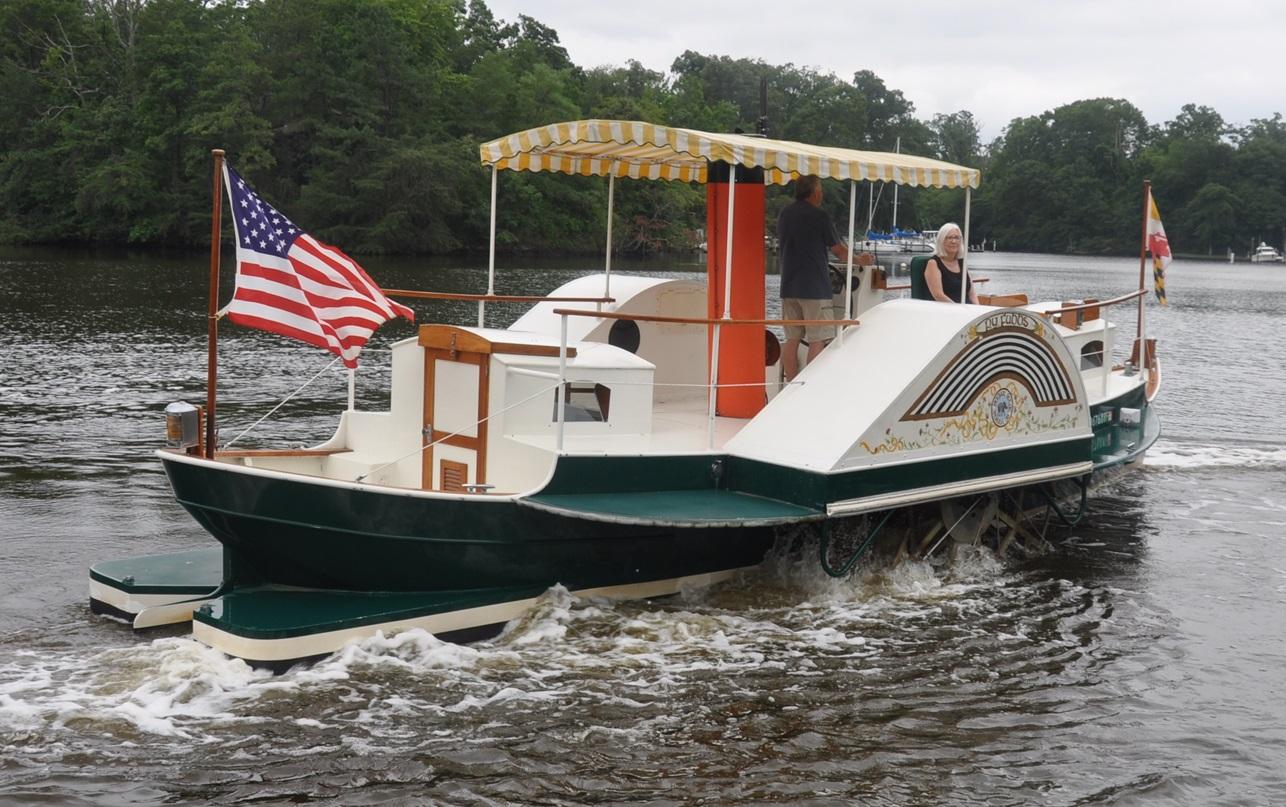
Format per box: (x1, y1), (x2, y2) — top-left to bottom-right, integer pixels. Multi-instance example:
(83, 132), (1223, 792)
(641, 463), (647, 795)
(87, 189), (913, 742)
(2, 246), (1285, 805)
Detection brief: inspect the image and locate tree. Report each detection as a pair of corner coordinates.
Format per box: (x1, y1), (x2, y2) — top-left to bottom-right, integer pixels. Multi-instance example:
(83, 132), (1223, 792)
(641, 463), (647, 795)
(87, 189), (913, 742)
(1180, 183), (1240, 254)
(928, 111), (982, 166)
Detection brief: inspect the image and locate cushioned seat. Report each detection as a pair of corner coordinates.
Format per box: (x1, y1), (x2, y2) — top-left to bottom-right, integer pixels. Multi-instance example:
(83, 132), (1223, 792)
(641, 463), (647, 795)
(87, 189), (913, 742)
(909, 255), (933, 301)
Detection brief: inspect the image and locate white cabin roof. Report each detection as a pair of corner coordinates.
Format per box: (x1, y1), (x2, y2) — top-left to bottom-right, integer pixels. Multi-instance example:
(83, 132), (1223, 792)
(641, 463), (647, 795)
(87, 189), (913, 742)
(509, 274), (701, 342)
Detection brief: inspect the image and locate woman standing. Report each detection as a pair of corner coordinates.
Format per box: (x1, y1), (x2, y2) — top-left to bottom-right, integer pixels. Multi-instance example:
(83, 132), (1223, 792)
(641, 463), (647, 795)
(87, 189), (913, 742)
(925, 222), (978, 304)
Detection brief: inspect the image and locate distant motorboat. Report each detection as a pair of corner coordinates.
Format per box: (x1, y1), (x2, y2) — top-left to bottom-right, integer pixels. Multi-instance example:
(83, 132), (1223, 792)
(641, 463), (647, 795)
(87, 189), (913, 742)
(1250, 242), (1284, 263)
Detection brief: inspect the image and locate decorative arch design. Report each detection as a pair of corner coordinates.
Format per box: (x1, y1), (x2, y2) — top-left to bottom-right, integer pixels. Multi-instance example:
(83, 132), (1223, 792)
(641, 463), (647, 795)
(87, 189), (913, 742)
(903, 327), (1076, 421)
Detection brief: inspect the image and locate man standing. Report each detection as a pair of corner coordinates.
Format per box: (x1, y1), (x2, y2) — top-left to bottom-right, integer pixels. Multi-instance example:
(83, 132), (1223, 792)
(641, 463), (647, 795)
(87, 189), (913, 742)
(777, 175), (874, 381)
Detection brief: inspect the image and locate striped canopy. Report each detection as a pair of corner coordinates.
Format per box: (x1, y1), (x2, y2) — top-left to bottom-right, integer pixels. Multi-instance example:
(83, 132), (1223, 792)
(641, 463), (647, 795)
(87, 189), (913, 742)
(479, 119), (980, 189)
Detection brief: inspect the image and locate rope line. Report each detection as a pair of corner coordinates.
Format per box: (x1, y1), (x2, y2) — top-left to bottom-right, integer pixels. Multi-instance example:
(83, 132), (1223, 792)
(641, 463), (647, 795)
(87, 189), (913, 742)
(224, 356), (343, 448)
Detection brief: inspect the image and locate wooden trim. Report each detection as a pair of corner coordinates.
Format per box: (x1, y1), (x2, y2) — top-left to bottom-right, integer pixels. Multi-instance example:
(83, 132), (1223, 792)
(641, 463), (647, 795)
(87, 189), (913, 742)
(551, 309), (861, 328)
(1057, 301), (1082, 330)
(1048, 289), (1145, 316)
(388, 290), (613, 304)
(418, 324), (576, 358)
(215, 448), (352, 458)
(1129, 337), (1158, 367)
(978, 293), (1029, 307)
(422, 345), (491, 490)
(430, 432), (480, 450)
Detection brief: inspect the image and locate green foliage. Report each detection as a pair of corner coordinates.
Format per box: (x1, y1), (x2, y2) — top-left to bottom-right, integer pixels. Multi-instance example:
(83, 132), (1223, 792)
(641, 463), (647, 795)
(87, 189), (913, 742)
(0, 0), (1283, 258)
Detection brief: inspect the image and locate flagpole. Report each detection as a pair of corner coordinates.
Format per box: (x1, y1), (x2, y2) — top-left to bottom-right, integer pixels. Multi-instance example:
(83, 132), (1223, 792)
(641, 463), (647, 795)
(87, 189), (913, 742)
(481, 165), (497, 328)
(1137, 181), (1151, 378)
(206, 149), (225, 458)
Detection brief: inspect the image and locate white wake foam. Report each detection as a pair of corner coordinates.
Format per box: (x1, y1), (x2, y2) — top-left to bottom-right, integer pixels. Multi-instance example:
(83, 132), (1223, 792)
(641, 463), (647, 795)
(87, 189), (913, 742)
(1144, 440), (1286, 470)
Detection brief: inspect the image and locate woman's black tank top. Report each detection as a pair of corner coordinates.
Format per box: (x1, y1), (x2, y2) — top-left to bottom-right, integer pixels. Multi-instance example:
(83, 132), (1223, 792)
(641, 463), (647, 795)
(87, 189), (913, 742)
(933, 256), (972, 303)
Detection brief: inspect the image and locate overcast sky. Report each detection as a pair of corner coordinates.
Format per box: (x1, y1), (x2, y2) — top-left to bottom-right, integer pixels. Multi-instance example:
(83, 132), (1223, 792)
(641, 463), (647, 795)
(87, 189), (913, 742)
(484, 0), (1284, 142)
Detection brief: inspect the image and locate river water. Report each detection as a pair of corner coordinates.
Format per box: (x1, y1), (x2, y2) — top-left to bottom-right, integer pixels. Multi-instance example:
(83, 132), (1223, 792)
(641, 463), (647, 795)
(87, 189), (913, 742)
(1, 246), (1284, 806)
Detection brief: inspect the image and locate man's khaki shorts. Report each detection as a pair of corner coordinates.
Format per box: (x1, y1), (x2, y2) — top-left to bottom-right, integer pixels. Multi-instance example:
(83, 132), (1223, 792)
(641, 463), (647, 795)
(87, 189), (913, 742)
(782, 298), (835, 343)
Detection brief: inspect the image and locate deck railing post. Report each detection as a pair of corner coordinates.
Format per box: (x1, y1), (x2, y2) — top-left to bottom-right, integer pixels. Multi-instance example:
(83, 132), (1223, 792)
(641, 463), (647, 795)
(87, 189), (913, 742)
(841, 180), (857, 345)
(557, 313), (568, 451)
(602, 173), (614, 312)
(1102, 310), (1110, 397)
(708, 320), (721, 450)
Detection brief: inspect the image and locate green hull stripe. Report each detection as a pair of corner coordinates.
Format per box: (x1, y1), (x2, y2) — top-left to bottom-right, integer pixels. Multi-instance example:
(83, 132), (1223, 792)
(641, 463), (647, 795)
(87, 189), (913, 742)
(541, 439), (1093, 512)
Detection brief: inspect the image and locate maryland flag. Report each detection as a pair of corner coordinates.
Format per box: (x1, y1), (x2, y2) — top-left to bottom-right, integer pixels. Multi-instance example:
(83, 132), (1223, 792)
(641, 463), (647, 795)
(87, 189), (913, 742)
(1146, 189), (1172, 305)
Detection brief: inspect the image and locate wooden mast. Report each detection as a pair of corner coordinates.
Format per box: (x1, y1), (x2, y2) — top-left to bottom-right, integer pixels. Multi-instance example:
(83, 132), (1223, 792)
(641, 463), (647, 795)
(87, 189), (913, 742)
(205, 149), (225, 458)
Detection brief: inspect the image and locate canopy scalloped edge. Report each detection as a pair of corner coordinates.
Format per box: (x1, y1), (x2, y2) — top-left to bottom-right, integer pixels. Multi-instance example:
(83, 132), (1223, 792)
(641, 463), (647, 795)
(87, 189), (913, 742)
(479, 120), (980, 189)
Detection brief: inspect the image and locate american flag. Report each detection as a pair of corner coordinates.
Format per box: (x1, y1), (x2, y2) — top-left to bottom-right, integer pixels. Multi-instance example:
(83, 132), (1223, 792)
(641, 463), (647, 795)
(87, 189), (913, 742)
(222, 164), (413, 368)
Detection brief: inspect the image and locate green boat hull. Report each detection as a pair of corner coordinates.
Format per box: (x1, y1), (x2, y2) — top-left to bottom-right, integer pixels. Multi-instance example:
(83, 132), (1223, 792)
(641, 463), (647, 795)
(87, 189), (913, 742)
(160, 455), (780, 594)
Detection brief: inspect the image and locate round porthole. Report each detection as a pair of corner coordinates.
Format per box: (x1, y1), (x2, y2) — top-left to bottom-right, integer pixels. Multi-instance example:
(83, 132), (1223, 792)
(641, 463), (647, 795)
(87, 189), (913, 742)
(609, 318), (641, 353)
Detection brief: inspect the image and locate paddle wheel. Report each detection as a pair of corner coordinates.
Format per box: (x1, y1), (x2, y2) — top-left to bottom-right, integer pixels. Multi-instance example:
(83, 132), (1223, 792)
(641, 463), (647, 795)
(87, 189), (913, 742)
(812, 477), (1096, 576)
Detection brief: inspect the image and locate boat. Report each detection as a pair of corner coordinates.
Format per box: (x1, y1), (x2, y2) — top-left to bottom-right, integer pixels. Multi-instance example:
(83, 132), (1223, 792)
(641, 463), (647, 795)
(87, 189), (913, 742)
(855, 229), (933, 255)
(1250, 242), (1284, 263)
(90, 121), (1162, 667)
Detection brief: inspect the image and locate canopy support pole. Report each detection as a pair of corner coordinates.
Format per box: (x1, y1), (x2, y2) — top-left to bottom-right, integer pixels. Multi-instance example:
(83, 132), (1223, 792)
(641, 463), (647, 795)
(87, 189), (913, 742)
(205, 149), (225, 458)
(840, 180), (857, 344)
(481, 165), (497, 328)
(708, 167), (737, 450)
(602, 173), (615, 311)
(347, 369), (356, 411)
(961, 187), (973, 304)
(891, 136), (900, 231)
(867, 181), (875, 237)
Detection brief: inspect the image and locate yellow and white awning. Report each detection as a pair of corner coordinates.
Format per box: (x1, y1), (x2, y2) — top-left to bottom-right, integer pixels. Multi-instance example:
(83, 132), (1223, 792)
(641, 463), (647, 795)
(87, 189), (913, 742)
(479, 119), (980, 188)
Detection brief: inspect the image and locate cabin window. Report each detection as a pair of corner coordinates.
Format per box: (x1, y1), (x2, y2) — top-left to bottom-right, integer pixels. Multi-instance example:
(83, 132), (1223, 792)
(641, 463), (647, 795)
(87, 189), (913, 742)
(553, 383), (611, 422)
(1080, 340), (1104, 369)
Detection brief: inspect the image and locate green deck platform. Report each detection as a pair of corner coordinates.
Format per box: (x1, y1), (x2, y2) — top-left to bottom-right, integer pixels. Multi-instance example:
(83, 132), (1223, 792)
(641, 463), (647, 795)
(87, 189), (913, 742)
(191, 584), (556, 667)
(89, 547), (225, 625)
(90, 548), (223, 596)
(194, 585), (549, 640)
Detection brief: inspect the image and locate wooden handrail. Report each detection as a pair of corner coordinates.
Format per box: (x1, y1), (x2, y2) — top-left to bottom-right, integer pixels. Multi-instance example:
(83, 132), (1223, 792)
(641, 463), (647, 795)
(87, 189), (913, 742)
(386, 289), (614, 304)
(551, 308), (859, 328)
(1046, 289), (1146, 316)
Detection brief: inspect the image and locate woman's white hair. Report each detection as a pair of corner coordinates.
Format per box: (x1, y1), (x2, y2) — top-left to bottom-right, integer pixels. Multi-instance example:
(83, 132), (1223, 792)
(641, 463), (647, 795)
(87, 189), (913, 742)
(934, 223), (964, 256)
